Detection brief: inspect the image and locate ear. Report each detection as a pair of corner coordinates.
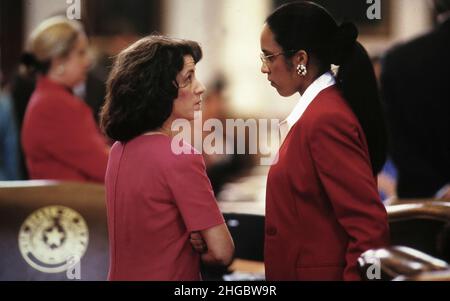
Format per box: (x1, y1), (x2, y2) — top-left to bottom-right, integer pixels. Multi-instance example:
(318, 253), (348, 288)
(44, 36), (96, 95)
(292, 50), (308, 67)
(50, 56), (67, 70)
(56, 54), (69, 64)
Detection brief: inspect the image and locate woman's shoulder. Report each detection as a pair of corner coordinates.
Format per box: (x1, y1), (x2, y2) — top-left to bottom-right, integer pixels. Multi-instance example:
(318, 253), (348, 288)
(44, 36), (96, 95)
(119, 135), (203, 166)
(166, 138), (204, 167)
(31, 78), (88, 111)
(110, 140), (124, 154)
(303, 86), (360, 130)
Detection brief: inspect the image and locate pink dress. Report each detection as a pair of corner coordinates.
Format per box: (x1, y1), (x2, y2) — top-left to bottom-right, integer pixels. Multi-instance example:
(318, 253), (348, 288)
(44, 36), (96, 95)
(105, 134), (224, 280)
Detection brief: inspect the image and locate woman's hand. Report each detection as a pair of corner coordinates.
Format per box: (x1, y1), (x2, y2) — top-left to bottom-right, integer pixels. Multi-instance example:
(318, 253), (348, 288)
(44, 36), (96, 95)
(190, 232), (208, 254)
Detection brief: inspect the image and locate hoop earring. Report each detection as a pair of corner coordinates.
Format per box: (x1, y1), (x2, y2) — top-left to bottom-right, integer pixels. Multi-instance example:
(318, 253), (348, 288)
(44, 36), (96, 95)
(296, 64), (307, 76)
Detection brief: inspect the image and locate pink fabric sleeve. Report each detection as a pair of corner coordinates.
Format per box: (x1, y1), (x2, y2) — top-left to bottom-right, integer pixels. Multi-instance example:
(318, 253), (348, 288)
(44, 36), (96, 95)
(165, 151), (225, 232)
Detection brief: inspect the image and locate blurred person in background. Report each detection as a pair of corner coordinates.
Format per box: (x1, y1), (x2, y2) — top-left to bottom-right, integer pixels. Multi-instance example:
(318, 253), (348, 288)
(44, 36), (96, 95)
(371, 55), (397, 202)
(380, 0), (450, 199)
(0, 72), (21, 180)
(84, 19), (140, 123)
(201, 76), (253, 194)
(20, 16), (109, 183)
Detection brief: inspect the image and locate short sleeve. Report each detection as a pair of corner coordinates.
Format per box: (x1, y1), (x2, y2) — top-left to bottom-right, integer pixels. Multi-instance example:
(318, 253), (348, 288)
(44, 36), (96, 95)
(165, 151), (225, 232)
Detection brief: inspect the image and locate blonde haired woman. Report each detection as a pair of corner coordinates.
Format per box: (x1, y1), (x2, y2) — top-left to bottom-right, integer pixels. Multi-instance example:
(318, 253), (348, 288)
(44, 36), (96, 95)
(21, 16), (109, 183)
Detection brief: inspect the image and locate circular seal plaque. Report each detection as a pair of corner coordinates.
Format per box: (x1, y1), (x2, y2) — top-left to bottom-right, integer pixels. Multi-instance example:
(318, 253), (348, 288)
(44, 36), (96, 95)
(18, 206), (89, 273)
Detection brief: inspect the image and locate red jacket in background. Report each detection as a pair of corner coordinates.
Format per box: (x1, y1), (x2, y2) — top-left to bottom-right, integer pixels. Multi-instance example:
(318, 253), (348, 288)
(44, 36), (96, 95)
(22, 76), (109, 183)
(265, 86), (390, 281)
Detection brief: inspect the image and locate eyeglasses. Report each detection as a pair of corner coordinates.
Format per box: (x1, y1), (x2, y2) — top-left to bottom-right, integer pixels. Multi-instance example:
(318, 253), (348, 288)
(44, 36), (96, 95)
(260, 50), (297, 66)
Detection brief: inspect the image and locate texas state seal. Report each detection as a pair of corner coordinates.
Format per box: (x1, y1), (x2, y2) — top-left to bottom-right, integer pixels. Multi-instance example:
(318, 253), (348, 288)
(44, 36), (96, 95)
(18, 206), (89, 273)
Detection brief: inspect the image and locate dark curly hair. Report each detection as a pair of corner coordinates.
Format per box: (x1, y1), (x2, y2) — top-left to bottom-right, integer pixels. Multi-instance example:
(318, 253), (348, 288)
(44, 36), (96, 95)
(100, 35), (202, 142)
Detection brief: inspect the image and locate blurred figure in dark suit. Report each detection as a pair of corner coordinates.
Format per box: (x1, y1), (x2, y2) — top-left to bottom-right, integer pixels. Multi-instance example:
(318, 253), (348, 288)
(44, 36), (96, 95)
(84, 20), (140, 123)
(380, 0), (450, 199)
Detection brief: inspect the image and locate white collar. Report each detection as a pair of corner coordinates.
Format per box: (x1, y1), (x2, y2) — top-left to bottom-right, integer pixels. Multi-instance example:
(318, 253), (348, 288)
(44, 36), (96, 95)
(280, 71), (336, 131)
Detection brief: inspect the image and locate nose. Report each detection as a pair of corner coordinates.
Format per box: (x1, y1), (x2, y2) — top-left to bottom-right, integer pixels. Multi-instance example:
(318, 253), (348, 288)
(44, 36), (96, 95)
(195, 79), (206, 95)
(261, 62), (269, 74)
(84, 53), (92, 70)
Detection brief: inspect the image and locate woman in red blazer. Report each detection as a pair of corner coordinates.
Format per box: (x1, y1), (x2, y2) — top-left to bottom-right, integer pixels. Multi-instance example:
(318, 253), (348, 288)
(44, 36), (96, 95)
(20, 17), (109, 183)
(260, 2), (390, 280)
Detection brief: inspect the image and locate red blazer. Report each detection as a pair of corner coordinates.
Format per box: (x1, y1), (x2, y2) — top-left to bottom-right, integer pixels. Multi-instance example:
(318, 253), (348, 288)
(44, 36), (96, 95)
(265, 86), (389, 281)
(22, 77), (108, 183)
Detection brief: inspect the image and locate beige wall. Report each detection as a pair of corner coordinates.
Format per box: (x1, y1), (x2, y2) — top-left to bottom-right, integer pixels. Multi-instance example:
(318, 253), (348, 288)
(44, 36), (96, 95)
(23, 0), (68, 43)
(162, 0), (434, 118)
(362, 0), (433, 56)
(24, 0), (435, 118)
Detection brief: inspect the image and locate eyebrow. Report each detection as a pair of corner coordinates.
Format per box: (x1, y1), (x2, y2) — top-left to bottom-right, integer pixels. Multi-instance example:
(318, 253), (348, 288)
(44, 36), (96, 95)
(182, 68), (195, 78)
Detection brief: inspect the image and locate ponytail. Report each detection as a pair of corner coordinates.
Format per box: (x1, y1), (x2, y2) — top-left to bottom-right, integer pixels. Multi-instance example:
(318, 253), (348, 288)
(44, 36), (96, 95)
(333, 25), (387, 174)
(19, 52), (50, 78)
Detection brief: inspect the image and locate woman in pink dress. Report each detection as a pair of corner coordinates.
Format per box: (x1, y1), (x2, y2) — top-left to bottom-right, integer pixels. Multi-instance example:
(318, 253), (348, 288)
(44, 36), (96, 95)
(100, 36), (234, 280)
